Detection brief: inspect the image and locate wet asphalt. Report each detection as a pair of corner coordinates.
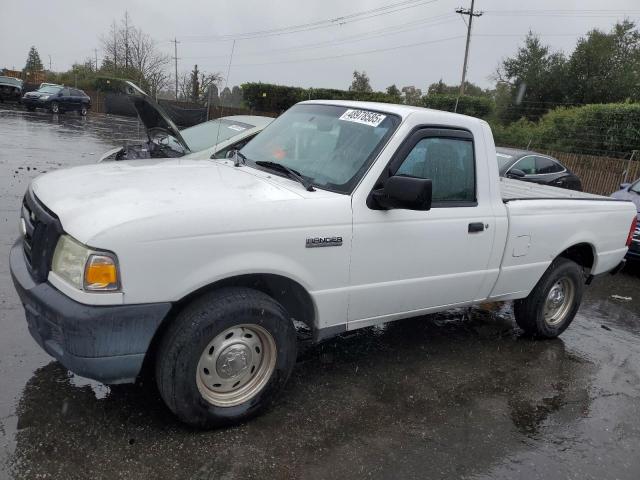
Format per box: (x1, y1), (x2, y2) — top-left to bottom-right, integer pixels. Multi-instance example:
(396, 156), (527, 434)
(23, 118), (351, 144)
(1, 103), (640, 479)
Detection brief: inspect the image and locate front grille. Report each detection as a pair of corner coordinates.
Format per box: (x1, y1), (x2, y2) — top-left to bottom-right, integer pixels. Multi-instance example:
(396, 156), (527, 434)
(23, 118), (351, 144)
(21, 190), (62, 283)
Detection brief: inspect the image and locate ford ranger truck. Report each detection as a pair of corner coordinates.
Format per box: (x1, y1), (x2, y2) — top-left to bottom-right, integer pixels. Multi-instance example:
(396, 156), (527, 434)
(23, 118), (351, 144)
(10, 100), (637, 428)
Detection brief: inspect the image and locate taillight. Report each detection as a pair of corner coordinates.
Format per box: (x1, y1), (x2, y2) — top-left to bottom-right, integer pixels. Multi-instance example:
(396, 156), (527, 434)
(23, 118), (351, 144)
(626, 216), (638, 247)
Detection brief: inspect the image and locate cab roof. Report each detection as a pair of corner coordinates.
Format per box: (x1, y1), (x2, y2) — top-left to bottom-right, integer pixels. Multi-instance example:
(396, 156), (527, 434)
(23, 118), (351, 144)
(299, 99), (484, 126)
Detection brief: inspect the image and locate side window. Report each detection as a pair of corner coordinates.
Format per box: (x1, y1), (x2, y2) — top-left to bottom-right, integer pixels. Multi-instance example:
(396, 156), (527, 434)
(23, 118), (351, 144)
(535, 156), (563, 174)
(70, 89), (82, 96)
(396, 137), (475, 203)
(60, 88), (70, 96)
(513, 156), (536, 174)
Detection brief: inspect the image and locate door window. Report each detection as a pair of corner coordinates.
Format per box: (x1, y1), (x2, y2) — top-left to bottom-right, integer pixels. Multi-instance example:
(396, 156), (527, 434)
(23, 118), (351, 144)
(512, 156), (536, 174)
(395, 137), (475, 203)
(535, 156), (564, 174)
(59, 88), (70, 97)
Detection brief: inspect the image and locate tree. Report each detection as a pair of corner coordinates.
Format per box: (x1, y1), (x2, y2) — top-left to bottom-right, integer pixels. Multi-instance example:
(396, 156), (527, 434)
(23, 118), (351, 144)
(402, 86), (422, 106)
(496, 32), (568, 122)
(99, 13), (171, 96)
(231, 86), (243, 107)
(189, 64), (200, 101)
(386, 84), (401, 97)
(24, 46), (43, 72)
(219, 87), (232, 106)
(427, 79), (487, 97)
(566, 20), (640, 104)
(349, 70), (372, 93)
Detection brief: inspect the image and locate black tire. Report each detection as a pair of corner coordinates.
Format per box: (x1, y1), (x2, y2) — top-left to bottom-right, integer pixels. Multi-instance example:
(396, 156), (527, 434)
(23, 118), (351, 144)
(50, 102), (62, 114)
(514, 258), (584, 338)
(80, 105), (88, 116)
(155, 287), (297, 428)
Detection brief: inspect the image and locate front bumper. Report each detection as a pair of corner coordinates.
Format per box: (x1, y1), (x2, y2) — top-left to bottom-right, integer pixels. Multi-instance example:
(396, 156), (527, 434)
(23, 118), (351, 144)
(21, 97), (49, 108)
(10, 240), (171, 384)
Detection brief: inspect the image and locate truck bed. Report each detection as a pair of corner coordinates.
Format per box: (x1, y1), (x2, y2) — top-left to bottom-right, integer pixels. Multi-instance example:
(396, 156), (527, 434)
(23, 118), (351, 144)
(500, 177), (610, 202)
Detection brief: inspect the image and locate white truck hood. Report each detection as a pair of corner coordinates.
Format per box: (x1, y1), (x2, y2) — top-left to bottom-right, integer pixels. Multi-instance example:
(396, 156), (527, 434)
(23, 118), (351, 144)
(30, 159), (308, 244)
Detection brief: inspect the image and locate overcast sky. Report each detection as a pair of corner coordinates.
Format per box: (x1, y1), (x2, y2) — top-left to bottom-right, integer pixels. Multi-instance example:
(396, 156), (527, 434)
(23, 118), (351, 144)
(1, 0), (639, 91)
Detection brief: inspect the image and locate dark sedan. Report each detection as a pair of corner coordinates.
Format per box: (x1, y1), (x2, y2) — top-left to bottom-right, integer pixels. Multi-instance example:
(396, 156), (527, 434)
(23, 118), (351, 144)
(611, 180), (640, 260)
(22, 85), (91, 115)
(496, 147), (582, 191)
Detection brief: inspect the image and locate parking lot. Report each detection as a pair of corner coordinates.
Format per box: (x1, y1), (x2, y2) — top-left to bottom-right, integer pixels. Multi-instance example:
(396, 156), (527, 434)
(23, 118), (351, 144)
(1, 104), (640, 480)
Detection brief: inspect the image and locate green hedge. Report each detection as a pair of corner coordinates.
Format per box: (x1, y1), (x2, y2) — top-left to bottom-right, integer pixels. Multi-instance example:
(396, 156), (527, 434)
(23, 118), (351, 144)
(422, 94), (494, 118)
(241, 82), (406, 111)
(241, 82), (495, 120)
(491, 103), (640, 157)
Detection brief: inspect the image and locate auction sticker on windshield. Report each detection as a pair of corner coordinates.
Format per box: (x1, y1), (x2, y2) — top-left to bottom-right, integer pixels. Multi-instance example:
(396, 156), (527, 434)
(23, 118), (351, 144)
(228, 125), (246, 132)
(339, 109), (386, 127)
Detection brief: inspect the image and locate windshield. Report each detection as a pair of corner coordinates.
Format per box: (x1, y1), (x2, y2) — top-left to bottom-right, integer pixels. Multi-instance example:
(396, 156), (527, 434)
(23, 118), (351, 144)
(496, 152), (513, 170)
(180, 118), (254, 152)
(241, 104), (399, 193)
(37, 85), (62, 94)
(0, 76), (21, 86)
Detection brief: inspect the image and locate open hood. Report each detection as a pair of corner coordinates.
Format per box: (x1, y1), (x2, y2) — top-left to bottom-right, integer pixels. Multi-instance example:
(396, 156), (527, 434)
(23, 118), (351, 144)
(124, 81), (191, 153)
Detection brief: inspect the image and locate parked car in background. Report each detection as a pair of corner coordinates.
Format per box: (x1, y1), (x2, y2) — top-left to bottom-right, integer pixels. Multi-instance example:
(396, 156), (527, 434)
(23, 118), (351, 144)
(611, 180), (640, 260)
(22, 84), (91, 115)
(99, 81), (273, 161)
(496, 147), (582, 191)
(0, 76), (23, 102)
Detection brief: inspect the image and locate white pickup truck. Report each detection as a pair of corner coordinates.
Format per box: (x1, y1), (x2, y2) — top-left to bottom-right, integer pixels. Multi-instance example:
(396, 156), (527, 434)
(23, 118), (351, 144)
(10, 100), (637, 428)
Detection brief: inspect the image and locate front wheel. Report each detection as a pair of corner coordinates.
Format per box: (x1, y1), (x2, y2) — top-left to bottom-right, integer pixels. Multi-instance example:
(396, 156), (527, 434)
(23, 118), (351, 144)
(50, 102), (60, 114)
(155, 287), (297, 428)
(514, 258), (584, 338)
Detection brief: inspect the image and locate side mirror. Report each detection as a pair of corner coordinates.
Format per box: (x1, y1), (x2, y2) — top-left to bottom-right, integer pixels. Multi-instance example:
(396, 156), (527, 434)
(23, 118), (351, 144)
(507, 168), (526, 179)
(57, 92), (63, 97)
(620, 182), (631, 190)
(225, 149), (236, 159)
(372, 175), (432, 211)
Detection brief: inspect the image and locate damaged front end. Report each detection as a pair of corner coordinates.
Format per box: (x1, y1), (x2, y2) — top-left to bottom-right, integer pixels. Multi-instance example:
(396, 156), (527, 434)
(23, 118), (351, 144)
(99, 81), (191, 162)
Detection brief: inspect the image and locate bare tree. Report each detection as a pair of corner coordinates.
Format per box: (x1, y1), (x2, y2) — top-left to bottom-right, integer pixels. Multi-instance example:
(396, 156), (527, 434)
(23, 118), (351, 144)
(99, 13), (171, 96)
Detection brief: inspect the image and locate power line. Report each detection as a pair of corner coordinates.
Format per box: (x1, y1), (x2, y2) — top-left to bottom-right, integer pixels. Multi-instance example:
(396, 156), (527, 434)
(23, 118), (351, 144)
(181, 13), (457, 60)
(179, 0), (441, 41)
(206, 34), (464, 68)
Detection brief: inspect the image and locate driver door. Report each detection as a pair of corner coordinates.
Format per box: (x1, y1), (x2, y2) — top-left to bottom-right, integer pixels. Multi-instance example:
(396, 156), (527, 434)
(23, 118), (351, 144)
(348, 128), (496, 327)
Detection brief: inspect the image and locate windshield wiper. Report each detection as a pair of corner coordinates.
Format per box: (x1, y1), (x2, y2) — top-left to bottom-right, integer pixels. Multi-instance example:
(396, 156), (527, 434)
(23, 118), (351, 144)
(255, 160), (315, 192)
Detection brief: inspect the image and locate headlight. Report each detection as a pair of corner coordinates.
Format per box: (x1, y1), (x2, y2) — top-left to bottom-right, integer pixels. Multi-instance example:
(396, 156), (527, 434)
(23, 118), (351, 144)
(40, 95), (50, 100)
(51, 235), (120, 291)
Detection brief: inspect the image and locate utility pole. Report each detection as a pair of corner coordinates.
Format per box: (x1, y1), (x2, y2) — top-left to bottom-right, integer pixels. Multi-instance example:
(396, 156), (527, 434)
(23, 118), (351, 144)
(94, 49), (98, 71)
(173, 37), (179, 100)
(124, 11), (130, 69)
(455, 0), (483, 108)
(48, 54), (52, 71)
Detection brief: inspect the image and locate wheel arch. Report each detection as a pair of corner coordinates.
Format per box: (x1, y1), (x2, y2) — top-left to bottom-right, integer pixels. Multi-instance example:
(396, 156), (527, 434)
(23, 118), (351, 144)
(557, 242), (595, 273)
(140, 273), (317, 378)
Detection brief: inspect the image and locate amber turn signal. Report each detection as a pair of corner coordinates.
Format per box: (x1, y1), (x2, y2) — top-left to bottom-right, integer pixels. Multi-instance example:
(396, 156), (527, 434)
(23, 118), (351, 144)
(84, 254), (119, 291)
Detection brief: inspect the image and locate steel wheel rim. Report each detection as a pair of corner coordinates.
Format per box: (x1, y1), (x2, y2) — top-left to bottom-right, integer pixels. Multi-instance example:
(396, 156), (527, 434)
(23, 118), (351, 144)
(543, 277), (575, 326)
(51, 103), (58, 113)
(196, 324), (277, 407)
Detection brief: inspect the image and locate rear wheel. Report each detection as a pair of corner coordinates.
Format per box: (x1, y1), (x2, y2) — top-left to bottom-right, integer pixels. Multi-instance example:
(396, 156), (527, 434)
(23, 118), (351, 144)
(514, 258), (584, 338)
(155, 287), (297, 428)
(50, 102), (60, 114)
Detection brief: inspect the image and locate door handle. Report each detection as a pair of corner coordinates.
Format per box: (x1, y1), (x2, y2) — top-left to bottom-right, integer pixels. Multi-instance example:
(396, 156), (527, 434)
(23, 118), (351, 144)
(468, 222), (485, 233)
